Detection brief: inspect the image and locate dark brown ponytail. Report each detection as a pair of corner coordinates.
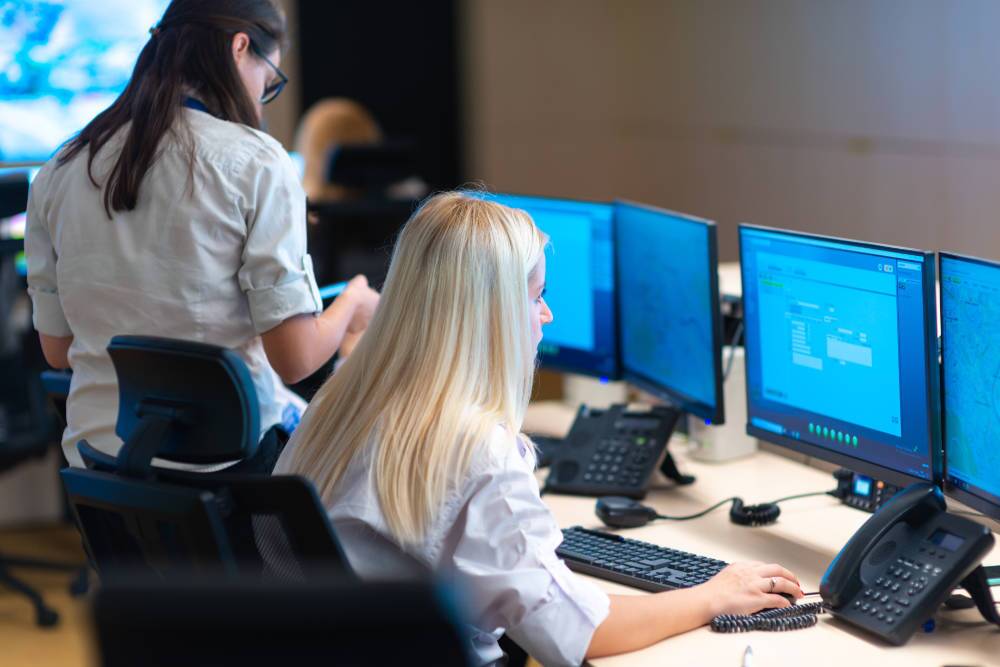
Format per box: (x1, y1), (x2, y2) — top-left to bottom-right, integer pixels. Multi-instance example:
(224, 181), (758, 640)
(57, 0), (286, 217)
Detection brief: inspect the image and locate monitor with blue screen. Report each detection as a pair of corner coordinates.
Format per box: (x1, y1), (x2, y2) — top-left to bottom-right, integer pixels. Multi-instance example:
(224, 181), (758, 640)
(479, 193), (619, 380)
(1, 0), (171, 164)
(940, 252), (1000, 520)
(615, 201), (723, 423)
(740, 225), (940, 486)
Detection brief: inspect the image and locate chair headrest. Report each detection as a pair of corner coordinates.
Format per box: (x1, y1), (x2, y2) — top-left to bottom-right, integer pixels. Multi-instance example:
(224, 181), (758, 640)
(325, 140), (418, 190)
(108, 336), (260, 464)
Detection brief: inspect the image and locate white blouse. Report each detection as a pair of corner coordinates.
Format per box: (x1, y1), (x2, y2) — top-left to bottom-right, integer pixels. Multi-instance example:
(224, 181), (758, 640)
(26, 108), (321, 467)
(272, 426), (610, 666)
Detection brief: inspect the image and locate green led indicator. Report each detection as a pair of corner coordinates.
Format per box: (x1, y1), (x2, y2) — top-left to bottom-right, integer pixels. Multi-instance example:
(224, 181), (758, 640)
(808, 423), (815, 433)
(852, 435), (858, 447)
(823, 427), (829, 438)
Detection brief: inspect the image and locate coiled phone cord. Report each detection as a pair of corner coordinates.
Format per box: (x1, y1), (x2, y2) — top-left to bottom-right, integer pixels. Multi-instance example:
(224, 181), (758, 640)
(711, 601), (827, 633)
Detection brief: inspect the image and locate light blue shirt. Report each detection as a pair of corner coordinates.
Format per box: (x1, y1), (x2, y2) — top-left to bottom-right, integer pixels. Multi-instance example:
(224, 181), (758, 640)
(26, 108), (320, 466)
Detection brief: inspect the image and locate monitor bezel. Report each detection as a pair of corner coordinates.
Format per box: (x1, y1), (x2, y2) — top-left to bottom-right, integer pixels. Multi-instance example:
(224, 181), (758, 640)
(489, 192), (622, 380)
(739, 224), (942, 489)
(614, 199), (725, 423)
(938, 251), (1000, 521)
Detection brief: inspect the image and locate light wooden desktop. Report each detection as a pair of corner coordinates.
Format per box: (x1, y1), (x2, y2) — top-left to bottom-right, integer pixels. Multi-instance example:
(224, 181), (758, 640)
(525, 402), (1000, 667)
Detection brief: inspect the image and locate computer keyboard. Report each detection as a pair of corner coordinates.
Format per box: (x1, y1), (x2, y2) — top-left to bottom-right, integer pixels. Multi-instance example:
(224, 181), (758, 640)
(557, 526), (728, 592)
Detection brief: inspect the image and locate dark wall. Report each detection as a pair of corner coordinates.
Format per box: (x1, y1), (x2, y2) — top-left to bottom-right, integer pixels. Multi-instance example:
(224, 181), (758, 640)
(296, 1), (463, 191)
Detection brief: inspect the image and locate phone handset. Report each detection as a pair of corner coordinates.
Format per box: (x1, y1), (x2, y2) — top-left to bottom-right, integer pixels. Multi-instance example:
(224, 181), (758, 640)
(820, 483), (944, 608)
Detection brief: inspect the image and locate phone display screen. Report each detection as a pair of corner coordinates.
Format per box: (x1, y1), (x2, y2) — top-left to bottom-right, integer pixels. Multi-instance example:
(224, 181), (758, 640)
(853, 476), (872, 497)
(928, 529), (964, 552)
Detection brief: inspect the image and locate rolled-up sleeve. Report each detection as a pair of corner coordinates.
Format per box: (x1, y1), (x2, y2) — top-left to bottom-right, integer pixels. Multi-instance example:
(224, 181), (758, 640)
(25, 170), (72, 337)
(446, 450), (610, 666)
(236, 147), (322, 334)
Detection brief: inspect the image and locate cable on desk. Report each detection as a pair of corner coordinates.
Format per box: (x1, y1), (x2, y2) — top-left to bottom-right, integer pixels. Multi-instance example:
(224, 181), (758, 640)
(596, 490), (836, 529)
(711, 602), (827, 633)
(722, 321), (744, 381)
(655, 491), (835, 527)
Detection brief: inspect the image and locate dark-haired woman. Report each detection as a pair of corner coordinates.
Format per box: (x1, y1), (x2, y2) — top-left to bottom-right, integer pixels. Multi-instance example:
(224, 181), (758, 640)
(25, 0), (378, 471)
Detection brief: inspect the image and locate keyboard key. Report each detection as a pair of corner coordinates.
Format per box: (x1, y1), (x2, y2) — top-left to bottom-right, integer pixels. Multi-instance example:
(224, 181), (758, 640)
(556, 548), (594, 564)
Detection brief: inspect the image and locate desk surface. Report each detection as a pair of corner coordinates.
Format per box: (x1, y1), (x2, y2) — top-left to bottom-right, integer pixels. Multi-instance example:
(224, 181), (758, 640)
(526, 402), (1000, 667)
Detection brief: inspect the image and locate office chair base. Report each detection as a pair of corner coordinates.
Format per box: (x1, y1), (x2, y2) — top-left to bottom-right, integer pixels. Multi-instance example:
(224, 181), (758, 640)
(0, 564), (61, 628)
(69, 567), (89, 596)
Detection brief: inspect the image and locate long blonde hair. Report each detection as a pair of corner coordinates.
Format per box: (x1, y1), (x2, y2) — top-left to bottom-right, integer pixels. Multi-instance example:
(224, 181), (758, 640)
(284, 192), (547, 545)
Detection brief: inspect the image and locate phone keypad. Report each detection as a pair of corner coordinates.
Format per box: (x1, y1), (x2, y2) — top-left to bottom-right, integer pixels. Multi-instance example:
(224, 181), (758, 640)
(858, 554), (939, 625)
(580, 436), (657, 488)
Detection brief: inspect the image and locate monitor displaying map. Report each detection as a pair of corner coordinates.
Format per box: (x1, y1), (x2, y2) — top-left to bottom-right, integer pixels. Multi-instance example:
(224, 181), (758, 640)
(615, 201), (723, 422)
(941, 253), (1000, 515)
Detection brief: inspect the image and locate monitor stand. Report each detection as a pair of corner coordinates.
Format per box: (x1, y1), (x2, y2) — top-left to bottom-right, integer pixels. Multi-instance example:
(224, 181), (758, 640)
(649, 405), (695, 486)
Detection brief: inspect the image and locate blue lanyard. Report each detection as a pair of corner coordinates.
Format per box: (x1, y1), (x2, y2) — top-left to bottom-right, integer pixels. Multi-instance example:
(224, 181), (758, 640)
(182, 97), (210, 113)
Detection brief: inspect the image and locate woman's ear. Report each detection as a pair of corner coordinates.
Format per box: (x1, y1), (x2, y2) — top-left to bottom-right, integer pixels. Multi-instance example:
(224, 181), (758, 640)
(231, 31), (251, 64)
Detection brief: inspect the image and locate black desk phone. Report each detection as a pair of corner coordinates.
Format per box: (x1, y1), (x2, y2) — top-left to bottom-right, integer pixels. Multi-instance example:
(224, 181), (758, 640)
(821, 483), (1000, 645)
(542, 403), (694, 498)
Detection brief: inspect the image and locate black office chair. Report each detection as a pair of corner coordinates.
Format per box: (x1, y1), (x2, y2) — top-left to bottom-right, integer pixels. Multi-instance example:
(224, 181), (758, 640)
(306, 141), (424, 289)
(77, 335), (262, 474)
(325, 140), (423, 192)
(93, 574), (473, 667)
(0, 173), (84, 627)
(295, 144), (423, 399)
(0, 355), (84, 627)
(61, 335), (350, 581)
(63, 468), (351, 581)
(39, 369), (71, 435)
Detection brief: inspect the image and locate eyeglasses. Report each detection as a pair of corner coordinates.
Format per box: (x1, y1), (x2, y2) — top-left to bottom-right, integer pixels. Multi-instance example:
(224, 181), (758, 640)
(250, 42), (288, 105)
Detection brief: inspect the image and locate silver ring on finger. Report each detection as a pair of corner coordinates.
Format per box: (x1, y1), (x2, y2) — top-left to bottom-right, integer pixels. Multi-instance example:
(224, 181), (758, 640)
(768, 577), (775, 593)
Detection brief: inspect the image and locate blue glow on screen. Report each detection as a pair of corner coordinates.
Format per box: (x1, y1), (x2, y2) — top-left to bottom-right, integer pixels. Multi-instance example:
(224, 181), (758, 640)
(941, 256), (1000, 510)
(1, 0), (171, 163)
(615, 202), (718, 415)
(476, 192), (618, 378)
(740, 227), (935, 481)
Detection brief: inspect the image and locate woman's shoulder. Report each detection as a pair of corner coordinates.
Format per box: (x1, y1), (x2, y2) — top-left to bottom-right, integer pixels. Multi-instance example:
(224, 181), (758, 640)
(183, 109), (294, 176)
(465, 424), (537, 480)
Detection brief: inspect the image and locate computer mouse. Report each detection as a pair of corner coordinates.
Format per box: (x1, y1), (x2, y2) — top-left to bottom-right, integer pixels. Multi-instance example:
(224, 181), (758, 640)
(596, 496), (659, 528)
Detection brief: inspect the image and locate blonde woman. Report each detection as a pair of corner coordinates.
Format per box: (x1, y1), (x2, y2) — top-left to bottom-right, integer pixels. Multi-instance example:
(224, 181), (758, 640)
(275, 192), (804, 665)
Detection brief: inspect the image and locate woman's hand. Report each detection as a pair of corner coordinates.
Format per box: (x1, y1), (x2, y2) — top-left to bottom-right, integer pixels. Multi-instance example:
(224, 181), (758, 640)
(698, 561), (804, 617)
(588, 561), (803, 659)
(341, 274), (380, 333)
(264, 274), (379, 384)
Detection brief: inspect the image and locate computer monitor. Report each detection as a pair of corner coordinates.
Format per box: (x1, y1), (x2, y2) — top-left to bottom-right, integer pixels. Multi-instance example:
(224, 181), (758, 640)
(939, 253), (1000, 520)
(1, 1), (171, 164)
(740, 225), (941, 487)
(479, 193), (619, 379)
(615, 201), (724, 423)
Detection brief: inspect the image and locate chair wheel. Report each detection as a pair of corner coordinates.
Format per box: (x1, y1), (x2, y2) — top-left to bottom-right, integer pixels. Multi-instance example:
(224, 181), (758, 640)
(69, 570), (89, 596)
(37, 606), (60, 628)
